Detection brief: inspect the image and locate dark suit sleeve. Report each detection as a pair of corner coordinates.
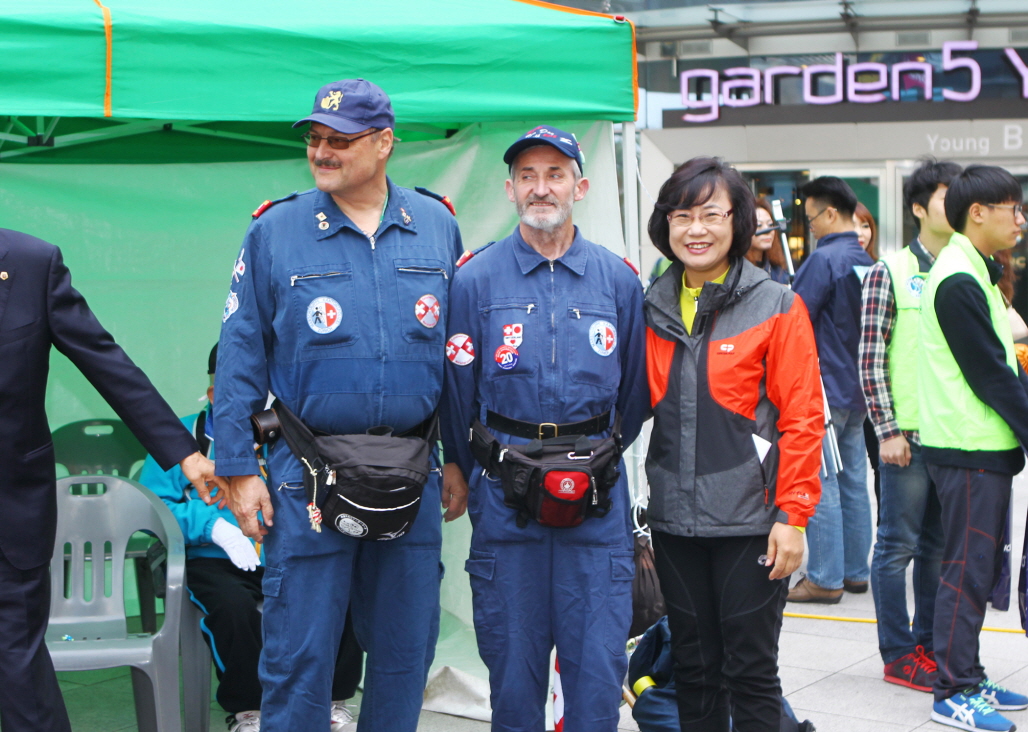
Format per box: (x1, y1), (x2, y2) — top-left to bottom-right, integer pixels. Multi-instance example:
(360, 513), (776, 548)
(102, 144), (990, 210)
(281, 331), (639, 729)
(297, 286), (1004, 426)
(46, 246), (198, 470)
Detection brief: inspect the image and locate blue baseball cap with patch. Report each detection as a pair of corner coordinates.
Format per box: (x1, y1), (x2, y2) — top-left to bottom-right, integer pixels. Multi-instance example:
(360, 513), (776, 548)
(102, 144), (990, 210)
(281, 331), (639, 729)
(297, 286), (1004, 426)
(503, 125), (584, 173)
(293, 79), (394, 134)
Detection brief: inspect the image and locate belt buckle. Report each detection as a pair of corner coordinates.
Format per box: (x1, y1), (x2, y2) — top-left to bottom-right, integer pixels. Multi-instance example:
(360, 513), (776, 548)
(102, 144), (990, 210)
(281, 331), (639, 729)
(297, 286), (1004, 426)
(538, 422), (558, 440)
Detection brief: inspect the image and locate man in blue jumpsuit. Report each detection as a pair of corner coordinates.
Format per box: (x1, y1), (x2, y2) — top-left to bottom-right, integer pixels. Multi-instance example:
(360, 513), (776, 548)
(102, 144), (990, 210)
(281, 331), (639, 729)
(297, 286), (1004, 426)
(212, 79), (466, 732)
(441, 127), (648, 731)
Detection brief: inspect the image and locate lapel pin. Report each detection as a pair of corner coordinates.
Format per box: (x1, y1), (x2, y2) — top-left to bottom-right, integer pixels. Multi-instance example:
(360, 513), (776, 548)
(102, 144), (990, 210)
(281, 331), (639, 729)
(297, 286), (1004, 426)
(0, 272), (7, 280)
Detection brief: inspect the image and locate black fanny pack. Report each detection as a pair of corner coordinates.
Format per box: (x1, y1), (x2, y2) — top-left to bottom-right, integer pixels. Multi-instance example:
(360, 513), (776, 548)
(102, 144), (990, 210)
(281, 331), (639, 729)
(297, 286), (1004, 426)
(252, 400), (435, 541)
(469, 413), (622, 529)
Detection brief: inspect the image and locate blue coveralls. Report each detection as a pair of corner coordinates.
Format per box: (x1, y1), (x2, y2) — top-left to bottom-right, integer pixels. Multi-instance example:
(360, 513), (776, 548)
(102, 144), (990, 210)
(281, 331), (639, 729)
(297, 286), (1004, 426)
(214, 180), (462, 732)
(441, 226), (648, 732)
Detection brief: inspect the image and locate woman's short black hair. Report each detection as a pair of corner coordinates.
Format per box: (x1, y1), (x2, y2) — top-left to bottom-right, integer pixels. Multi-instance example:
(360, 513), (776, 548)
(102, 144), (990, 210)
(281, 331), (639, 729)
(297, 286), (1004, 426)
(647, 157), (757, 262)
(945, 164), (1023, 233)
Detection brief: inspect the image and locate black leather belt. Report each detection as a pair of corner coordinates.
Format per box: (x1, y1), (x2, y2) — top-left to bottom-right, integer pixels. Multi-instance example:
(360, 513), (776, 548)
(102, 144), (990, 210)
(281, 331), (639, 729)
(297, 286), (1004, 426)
(485, 410), (611, 441)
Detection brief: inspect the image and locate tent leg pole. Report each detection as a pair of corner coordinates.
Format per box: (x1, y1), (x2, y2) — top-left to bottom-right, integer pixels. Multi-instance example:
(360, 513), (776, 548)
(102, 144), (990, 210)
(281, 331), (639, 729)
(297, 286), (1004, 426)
(621, 121), (639, 268)
(620, 119), (648, 523)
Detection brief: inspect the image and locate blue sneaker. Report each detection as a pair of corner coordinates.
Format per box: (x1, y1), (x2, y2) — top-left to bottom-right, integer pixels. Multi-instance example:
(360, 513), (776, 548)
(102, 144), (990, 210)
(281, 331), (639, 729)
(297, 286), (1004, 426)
(931, 692), (1016, 731)
(979, 679), (1028, 711)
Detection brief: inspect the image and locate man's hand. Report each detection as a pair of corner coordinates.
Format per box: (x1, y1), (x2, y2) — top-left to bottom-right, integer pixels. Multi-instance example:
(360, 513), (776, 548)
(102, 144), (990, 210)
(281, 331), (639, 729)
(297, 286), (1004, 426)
(879, 434), (911, 467)
(179, 452), (231, 508)
(441, 462), (469, 522)
(229, 474), (274, 542)
(766, 522), (805, 580)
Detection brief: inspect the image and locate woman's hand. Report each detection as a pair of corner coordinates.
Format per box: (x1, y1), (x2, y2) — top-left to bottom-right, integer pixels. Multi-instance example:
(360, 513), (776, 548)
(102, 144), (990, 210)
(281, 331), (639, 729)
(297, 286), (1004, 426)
(766, 522), (805, 580)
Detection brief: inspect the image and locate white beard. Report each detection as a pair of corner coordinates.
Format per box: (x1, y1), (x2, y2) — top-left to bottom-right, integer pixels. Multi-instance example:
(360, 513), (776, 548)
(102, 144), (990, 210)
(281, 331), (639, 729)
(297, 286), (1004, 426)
(517, 196), (573, 233)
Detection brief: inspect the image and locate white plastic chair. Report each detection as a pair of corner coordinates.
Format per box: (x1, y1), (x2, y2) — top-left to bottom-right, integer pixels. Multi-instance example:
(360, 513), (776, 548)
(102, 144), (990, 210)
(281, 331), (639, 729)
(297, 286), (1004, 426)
(46, 476), (186, 732)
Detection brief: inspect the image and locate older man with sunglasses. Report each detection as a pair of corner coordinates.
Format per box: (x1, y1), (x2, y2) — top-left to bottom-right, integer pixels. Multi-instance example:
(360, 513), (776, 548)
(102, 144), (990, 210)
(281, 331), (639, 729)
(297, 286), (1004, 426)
(212, 79), (467, 732)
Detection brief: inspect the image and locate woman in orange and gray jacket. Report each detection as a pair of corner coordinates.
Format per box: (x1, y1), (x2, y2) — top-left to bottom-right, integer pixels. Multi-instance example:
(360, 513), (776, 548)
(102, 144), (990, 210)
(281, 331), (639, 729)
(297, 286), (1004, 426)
(645, 158), (825, 732)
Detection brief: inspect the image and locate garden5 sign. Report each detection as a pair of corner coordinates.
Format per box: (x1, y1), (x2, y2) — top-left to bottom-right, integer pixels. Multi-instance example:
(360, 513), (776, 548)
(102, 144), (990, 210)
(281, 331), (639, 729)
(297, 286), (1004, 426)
(679, 42), (1028, 123)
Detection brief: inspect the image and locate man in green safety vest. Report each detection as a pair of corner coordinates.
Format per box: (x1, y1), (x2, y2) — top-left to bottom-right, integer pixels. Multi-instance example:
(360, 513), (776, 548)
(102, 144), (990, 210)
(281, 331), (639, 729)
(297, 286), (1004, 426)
(918, 165), (1028, 732)
(860, 158), (961, 695)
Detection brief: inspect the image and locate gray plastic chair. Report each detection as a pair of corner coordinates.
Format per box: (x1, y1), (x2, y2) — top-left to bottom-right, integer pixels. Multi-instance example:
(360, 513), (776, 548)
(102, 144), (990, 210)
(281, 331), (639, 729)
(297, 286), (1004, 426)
(181, 599), (212, 732)
(46, 475), (186, 732)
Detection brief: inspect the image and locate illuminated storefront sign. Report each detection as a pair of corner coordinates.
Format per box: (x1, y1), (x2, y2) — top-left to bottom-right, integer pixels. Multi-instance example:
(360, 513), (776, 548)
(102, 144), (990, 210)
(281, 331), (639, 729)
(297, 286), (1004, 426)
(679, 42), (1028, 123)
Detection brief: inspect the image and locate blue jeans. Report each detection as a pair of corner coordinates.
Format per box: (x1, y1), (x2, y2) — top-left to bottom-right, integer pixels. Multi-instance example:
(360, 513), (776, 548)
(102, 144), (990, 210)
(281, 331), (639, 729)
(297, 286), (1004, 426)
(870, 443), (943, 664)
(805, 408), (872, 590)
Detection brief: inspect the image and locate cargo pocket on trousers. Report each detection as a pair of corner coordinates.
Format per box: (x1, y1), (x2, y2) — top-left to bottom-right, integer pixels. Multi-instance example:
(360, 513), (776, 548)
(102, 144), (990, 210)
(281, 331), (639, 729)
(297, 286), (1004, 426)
(260, 566), (291, 677)
(604, 551), (635, 654)
(465, 551), (501, 662)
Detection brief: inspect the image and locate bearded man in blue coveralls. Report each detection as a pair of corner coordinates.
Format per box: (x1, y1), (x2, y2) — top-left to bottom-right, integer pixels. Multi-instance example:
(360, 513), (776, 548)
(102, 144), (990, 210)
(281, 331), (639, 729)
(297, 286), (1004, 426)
(441, 127), (648, 732)
(209, 79), (467, 732)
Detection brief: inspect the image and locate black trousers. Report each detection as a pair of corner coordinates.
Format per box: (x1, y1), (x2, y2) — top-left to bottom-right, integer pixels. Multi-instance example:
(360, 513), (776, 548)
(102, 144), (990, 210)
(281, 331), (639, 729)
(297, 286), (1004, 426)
(928, 466), (1011, 702)
(652, 531), (787, 732)
(0, 545), (71, 732)
(187, 557), (364, 713)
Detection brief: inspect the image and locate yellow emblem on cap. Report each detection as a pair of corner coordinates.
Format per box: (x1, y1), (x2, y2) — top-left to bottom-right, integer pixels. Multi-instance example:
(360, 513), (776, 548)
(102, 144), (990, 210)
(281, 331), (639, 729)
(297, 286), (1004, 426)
(321, 91), (343, 111)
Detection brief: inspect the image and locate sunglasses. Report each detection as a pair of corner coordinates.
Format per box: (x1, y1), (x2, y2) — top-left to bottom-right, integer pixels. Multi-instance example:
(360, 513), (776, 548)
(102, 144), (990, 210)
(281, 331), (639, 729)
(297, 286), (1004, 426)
(301, 129), (377, 150)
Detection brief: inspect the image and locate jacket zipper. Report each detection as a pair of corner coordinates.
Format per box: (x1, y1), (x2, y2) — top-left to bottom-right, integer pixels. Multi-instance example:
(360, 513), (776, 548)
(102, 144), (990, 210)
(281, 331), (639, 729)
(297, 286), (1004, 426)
(290, 272), (347, 286)
(397, 266), (448, 279)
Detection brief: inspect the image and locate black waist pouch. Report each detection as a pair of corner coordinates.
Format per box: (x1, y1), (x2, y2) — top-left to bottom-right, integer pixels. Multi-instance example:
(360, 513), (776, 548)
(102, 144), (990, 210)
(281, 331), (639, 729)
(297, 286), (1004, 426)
(269, 400), (433, 541)
(469, 418), (622, 529)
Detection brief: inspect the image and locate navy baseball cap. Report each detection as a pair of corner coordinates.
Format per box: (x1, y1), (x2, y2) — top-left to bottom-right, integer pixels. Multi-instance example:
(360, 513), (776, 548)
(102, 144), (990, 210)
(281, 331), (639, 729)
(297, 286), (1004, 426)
(293, 79), (394, 134)
(503, 126), (584, 173)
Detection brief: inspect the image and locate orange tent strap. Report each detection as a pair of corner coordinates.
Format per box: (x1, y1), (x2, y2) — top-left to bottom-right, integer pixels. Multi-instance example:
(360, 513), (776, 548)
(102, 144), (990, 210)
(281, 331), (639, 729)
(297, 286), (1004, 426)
(93, 0), (113, 117)
(509, 0), (638, 118)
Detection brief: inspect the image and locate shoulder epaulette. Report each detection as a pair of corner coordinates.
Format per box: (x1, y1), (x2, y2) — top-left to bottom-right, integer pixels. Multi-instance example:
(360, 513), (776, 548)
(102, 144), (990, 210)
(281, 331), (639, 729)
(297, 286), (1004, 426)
(415, 186), (457, 216)
(622, 257), (640, 275)
(252, 192), (298, 219)
(456, 241), (495, 268)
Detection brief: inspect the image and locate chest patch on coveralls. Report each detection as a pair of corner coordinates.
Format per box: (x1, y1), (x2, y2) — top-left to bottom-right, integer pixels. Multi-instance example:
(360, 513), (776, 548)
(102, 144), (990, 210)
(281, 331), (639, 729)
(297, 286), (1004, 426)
(503, 323), (523, 348)
(415, 294), (440, 328)
(494, 345), (519, 370)
(446, 334), (475, 366)
(307, 297), (342, 334)
(589, 320), (617, 356)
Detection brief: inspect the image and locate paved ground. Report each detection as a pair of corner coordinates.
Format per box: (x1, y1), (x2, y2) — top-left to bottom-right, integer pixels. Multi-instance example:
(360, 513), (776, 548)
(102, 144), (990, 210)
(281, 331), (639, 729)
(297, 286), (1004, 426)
(31, 471), (1028, 731)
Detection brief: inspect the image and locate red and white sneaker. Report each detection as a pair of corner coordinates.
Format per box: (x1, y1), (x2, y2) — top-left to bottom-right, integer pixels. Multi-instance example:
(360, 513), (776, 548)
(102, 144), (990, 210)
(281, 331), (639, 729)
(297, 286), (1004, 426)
(883, 645), (937, 693)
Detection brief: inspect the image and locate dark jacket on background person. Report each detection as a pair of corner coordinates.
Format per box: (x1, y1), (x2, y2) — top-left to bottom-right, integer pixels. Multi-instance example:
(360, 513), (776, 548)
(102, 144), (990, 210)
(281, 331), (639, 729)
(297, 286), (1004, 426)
(792, 230), (873, 412)
(0, 229), (198, 570)
(644, 258), (824, 538)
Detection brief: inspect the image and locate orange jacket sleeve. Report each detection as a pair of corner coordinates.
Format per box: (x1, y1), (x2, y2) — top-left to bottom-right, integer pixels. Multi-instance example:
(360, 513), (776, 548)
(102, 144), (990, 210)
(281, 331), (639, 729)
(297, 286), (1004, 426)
(764, 295), (824, 526)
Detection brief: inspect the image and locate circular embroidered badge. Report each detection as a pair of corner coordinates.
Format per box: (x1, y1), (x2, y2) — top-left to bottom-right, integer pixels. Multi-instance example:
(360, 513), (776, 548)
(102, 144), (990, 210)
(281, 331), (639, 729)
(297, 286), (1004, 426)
(559, 477), (576, 494)
(335, 514), (369, 537)
(223, 291), (239, 323)
(415, 294), (440, 328)
(588, 320), (617, 357)
(446, 334), (475, 366)
(907, 275), (926, 298)
(307, 297), (342, 334)
(494, 344), (519, 370)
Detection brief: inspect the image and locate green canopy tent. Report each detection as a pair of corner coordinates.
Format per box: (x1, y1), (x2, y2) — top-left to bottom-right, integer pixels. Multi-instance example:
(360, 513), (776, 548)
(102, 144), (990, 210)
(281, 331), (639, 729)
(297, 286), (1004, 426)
(0, 0), (640, 720)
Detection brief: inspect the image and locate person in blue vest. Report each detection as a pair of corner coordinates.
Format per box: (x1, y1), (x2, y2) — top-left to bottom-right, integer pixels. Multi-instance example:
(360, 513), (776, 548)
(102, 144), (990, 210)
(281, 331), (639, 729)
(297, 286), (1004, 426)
(210, 79), (466, 732)
(788, 177), (875, 604)
(860, 159), (961, 694)
(140, 344), (362, 732)
(441, 126), (648, 731)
